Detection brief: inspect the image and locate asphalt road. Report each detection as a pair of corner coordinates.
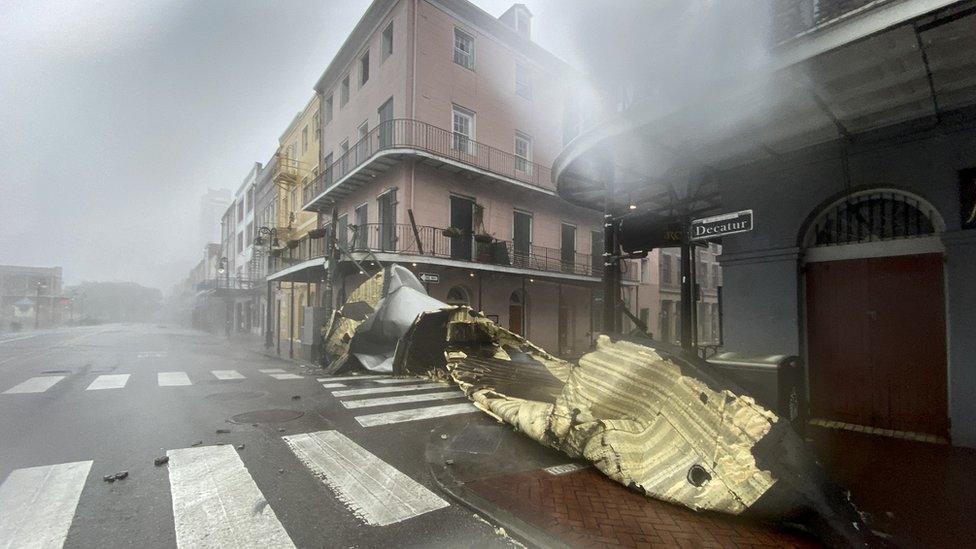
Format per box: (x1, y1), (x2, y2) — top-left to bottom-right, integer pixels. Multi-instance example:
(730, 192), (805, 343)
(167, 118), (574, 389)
(0, 323), (519, 548)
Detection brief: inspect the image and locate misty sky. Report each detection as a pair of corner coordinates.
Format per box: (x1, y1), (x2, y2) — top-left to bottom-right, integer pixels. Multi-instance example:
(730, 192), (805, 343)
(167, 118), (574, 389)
(0, 0), (765, 293)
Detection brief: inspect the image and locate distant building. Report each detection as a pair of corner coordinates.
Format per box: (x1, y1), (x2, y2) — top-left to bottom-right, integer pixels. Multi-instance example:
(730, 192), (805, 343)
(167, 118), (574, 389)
(0, 265), (64, 330)
(199, 188), (232, 247)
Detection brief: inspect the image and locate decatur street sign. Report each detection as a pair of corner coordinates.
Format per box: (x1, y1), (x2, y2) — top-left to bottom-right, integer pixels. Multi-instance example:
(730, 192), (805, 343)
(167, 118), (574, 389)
(690, 209), (754, 241)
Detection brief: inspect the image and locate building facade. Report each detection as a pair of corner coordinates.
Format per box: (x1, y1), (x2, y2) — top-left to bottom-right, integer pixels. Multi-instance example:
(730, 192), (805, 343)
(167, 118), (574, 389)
(277, 0), (645, 358)
(551, 0), (976, 447)
(199, 188), (232, 248)
(0, 265), (64, 331)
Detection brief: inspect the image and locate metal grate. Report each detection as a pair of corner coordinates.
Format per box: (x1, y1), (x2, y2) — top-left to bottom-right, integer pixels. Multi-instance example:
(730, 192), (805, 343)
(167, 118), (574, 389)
(808, 191), (937, 247)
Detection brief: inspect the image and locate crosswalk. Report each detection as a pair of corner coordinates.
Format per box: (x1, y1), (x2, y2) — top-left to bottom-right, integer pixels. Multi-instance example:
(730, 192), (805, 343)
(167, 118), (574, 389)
(0, 374), (491, 547)
(317, 374), (477, 428)
(0, 435), (457, 548)
(0, 369), (312, 395)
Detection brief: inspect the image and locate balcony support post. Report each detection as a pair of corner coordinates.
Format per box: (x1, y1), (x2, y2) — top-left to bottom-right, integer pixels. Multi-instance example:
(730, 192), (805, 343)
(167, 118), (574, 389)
(289, 282), (295, 359)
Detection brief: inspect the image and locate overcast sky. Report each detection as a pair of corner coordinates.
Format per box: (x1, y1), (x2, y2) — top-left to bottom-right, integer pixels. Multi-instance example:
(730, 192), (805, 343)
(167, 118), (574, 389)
(0, 0), (764, 292)
(0, 0), (591, 291)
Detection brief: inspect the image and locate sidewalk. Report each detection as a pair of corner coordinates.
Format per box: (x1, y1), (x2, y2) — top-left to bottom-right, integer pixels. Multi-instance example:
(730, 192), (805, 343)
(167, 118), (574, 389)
(429, 414), (976, 548)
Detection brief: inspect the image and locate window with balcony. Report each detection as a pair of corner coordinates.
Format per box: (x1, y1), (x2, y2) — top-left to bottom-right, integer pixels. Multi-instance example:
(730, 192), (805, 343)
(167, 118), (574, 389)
(452, 105), (475, 154)
(360, 50), (369, 86)
(353, 203), (368, 249)
(640, 257), (650, 282)
(661, 253), (672, 284)
(513, 210), (532, 267)
(356, 121), (368, 163)
(514, 132), (532, 174)
(454, 28), (474, 69)
(325, 95), (333, 124)
(378, 188), (397, 251)
(322, 152), (333, 187)
(337, 213), (349, 249)
(591, 230), (603, 275)
(313, 110), (320, 140)
(340, 76), (350, 107)
(382, 22), (393, 61)
(340, 140), (349, 174)
(515, 63), (531, 99)
(560, 223), (576, 273)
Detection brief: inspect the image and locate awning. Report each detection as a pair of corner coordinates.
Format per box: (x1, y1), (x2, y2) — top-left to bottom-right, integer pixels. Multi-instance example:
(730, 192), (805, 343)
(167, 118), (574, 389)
(266, 258), (328, 283)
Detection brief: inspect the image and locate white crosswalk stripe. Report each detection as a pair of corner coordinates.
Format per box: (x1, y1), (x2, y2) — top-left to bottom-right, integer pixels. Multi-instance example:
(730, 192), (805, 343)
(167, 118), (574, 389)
(2, 375), (65, 394)
(373, 378), (425, 385)
(321, 383), (346, 388)
(268, 373), (303, 380)
(0, 460), (92, 548)
(283, 430), (449, 526)
(167, 445), (295, 548)
(86, 374), (130, 390)
(355, 403), (479, 427)
(212, 369), (245, 380)
(316, 375), (387, 382)
(157, 372), (191, 386)
(331, 383), (447, 397)
(340, 391), (465, 409)
(259, 369), (286, 374)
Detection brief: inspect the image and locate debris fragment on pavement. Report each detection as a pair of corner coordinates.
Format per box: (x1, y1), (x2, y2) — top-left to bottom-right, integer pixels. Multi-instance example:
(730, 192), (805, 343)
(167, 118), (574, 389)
(326, 266), (869, 546)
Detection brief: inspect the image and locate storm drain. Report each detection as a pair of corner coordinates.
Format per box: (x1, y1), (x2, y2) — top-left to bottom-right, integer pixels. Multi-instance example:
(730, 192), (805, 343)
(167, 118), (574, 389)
(230, 409), (304, 424)
(449, 424), (504, 455)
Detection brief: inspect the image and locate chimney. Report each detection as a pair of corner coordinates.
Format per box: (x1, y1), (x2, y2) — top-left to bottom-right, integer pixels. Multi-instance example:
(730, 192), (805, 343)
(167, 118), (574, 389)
(499, 4), (532, 40)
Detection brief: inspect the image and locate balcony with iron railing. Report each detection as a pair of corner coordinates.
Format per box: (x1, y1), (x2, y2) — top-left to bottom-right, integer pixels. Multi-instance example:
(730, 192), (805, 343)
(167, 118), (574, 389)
(196, 277), (257, 292)
(268, 222), (639, 282)
(303, 119), (555, 211)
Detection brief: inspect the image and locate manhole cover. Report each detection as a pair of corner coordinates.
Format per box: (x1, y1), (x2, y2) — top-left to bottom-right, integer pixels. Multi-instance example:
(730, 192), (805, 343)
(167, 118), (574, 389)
(206, 391), (268, 402)
(450, 424), (504, 455)
(230, 409), (304, 424)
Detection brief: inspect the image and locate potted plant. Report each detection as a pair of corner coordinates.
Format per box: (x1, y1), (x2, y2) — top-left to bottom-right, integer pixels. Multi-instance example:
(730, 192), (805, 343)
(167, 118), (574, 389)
(473, 232), (493, 244)
(442, 226), (464, 238)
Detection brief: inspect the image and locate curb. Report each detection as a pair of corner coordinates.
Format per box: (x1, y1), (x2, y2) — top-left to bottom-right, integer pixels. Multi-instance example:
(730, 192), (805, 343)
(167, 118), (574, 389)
(425, 426), (569, 549)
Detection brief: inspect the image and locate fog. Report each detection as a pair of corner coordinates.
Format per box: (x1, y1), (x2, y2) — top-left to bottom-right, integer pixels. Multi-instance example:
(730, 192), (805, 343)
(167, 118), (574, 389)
(0, 0), (767, 293)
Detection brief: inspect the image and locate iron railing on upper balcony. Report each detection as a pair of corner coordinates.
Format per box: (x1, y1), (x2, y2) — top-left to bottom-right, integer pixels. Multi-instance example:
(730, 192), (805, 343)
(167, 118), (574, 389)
(266, 222), (641, 281)
(196, 277), (256, 292)
(303, 119), (554, 208)
(771, 0), (885, 43)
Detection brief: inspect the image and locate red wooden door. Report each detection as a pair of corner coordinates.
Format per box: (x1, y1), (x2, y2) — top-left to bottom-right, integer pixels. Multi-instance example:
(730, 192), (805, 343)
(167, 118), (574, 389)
(806, 253), (947, 436)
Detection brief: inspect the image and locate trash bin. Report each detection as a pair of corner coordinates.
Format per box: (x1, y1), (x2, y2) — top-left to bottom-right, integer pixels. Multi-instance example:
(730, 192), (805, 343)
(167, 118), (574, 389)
(707, 353), (807, 434)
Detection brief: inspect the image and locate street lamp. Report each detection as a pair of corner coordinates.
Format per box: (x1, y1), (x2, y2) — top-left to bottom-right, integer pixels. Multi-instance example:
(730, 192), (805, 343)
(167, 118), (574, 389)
(256, 226), (278, 348)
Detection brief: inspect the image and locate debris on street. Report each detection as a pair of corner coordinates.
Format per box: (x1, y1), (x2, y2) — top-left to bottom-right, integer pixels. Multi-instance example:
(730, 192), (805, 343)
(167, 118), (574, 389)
(153, 456), (169, 466)
(103, 471), (128, 482)
(323, 265), (869, 546)
(216, 428), (231, 434)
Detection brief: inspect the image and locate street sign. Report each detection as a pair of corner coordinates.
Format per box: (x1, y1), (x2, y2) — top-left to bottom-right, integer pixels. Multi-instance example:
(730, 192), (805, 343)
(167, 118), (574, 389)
(618, 212), (684, 252)
(690, 209), (754, 241)
(419, 273), (440, 284)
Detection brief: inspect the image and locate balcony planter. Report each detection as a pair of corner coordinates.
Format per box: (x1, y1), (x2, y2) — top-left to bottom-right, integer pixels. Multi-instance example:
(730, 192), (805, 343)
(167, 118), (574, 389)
(442, 227), (464, 238)
(307, 228), (327, 239)
(287, 239), (300, 249)
(270, 248), (283, 257)
(473, 233), (493, 244)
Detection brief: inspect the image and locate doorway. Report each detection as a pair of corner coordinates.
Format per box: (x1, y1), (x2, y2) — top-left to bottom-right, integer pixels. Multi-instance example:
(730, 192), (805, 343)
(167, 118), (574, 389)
(802, 189), (947, 437)
(450, 196), (474, 260)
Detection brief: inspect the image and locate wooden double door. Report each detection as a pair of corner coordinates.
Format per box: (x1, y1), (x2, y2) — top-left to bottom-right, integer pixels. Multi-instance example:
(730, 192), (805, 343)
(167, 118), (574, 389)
(805, 253), (948, 436)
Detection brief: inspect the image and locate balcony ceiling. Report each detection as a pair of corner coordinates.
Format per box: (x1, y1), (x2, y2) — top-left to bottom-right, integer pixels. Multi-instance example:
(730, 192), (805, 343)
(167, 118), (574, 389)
(554, 2), (976, 212)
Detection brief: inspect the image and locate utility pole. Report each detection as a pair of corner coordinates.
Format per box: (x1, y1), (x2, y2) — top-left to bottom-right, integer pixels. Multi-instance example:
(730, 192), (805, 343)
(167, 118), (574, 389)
(679, 229), (694, 351)
(602, 177), (621, 335)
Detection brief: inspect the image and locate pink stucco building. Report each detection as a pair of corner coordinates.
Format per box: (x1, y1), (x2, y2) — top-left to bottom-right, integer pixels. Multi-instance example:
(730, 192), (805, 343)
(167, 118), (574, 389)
(275, 0), (647, 357)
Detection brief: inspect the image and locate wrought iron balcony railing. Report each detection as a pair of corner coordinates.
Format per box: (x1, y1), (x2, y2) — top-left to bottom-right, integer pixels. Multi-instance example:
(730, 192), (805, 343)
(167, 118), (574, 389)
(303, 119), (554, 208)
(196, 277), (256, 291)
(268, 222), (642, 281)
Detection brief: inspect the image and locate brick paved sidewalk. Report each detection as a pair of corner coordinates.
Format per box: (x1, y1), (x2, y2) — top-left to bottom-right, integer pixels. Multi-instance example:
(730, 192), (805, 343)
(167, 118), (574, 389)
(466, 467), (818, 548)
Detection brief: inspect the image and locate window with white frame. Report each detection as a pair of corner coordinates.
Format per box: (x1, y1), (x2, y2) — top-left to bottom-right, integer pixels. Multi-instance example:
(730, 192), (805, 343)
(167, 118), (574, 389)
(360, 51), (369, 86)
(515, 63), (531, 99)
(453, 28), (474, 69)
(340, 76), (350, 107)
(452, 105), (475, 154)
(514, 132), (531, 174)
(382, 22), (393, 61)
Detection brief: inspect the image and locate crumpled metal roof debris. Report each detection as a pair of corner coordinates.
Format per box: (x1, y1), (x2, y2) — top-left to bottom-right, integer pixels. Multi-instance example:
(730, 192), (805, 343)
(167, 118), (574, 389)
(324, 268), (869, 547)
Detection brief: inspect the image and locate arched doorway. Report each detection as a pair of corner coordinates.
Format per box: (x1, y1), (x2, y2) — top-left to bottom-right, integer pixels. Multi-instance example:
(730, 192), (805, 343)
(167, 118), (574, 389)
(446, 286), (470, 306)
(509, 290), (525, 335)
(801, 189), (948, 437)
